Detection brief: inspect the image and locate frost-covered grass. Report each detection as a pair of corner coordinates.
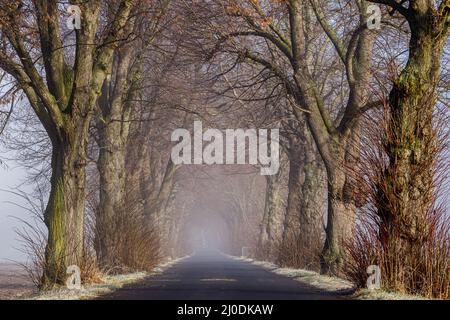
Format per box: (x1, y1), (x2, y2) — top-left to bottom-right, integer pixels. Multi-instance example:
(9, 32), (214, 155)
(354, 289), (429, 300)
(28, 272), (149, 300)
(233, 256), (352, 293)
(24, 256), (188, 300)
(232, 256), (430, 300)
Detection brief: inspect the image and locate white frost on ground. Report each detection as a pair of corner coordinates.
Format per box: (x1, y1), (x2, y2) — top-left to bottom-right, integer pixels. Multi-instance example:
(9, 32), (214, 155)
(354, 289), (428, 300)
(25, 255), (189, 300)
(231, 255), (429, 300)
(29, 272), (149, 300)
(231, 256), (352, 292)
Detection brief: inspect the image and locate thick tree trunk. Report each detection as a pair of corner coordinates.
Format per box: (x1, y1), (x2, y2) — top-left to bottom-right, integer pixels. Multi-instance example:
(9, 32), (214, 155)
(320, 159), (355, 274)
(42, 132), (87, 287)
(96, 127), (127, 267)
(319, 15), (374, 274)
(258, 161), (285, 258)
(279, 131), (325, 268)
(318, 127), (360, 274)
(95, 45), (136, 267)
(298, 131), (325, 248)
(153, 159), (178, 254)
(281, 143), (303, 249)
(378, 14), (447, 251)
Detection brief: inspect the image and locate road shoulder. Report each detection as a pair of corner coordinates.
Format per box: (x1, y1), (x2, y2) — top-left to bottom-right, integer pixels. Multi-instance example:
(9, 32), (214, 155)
(231, 256), (428, 300)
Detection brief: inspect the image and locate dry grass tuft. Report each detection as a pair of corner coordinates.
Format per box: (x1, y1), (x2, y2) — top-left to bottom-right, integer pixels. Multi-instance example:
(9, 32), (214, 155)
(276, 230), (323, 272)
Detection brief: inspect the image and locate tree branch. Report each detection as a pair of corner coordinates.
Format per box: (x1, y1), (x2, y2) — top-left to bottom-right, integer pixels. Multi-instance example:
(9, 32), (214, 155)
(32, 0), (69, 108)
(309, 0), (346, 64)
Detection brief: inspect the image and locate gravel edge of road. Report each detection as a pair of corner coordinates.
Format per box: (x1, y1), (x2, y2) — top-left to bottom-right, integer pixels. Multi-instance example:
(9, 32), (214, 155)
(24, 255), (190, 300)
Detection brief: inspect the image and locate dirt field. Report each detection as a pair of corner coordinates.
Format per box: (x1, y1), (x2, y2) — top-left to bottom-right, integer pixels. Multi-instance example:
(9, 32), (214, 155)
(0, 263), (35, 300)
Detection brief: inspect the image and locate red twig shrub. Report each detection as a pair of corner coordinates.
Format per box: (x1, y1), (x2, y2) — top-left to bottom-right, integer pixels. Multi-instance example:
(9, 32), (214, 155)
(344, 100), (450, 299)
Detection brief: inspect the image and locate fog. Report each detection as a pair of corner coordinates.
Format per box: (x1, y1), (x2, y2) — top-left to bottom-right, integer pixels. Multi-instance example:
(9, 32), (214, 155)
(172, 164), (266, 255)
(0, 161), (31, 262)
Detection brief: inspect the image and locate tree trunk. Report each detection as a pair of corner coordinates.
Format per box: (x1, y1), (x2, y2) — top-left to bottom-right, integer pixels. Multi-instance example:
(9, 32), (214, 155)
(320, 136), (357, 274)
(96, 125), (128, 267)
(279, 131), (325, 268)
(320, 165), (354, 274)
(298, 134), (325, 257)
(42, 131), (87, 287)
(281, 142), (303, 251)
(153, 159), (178, 254)
(95, 44), (136, 267)
(378, 13), (447, 250)
(151, 158), (178, 223)
(258, 160), (285, 259)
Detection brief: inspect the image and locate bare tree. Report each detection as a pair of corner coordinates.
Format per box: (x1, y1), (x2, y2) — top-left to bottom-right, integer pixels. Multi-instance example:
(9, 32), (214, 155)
(367, 0), (450, 267)
(181, 0), (379, 273)
(0, 0), (137, 286)
(94, 0), (170, 268)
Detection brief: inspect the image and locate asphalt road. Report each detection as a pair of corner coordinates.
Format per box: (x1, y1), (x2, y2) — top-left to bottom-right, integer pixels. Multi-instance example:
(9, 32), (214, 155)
(99, 250), (350, 300)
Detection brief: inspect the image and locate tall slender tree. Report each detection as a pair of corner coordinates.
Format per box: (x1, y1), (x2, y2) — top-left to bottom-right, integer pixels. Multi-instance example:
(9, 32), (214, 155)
(94, 1), (169, 267)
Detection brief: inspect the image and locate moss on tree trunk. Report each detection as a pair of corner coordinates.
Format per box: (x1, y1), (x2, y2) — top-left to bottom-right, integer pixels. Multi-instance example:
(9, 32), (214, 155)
(42, 134), (87, 288)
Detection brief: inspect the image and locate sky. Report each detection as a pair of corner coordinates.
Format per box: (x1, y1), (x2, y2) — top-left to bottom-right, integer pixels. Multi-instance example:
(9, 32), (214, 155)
(0, 158), (31, 262)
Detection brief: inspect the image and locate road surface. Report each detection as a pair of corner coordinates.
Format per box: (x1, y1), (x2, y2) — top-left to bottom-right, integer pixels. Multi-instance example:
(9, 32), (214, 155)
(99, 250), (351, 300)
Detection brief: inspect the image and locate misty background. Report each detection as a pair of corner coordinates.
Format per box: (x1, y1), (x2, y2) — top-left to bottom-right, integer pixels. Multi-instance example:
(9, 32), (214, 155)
(0, 156), (30, 262)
